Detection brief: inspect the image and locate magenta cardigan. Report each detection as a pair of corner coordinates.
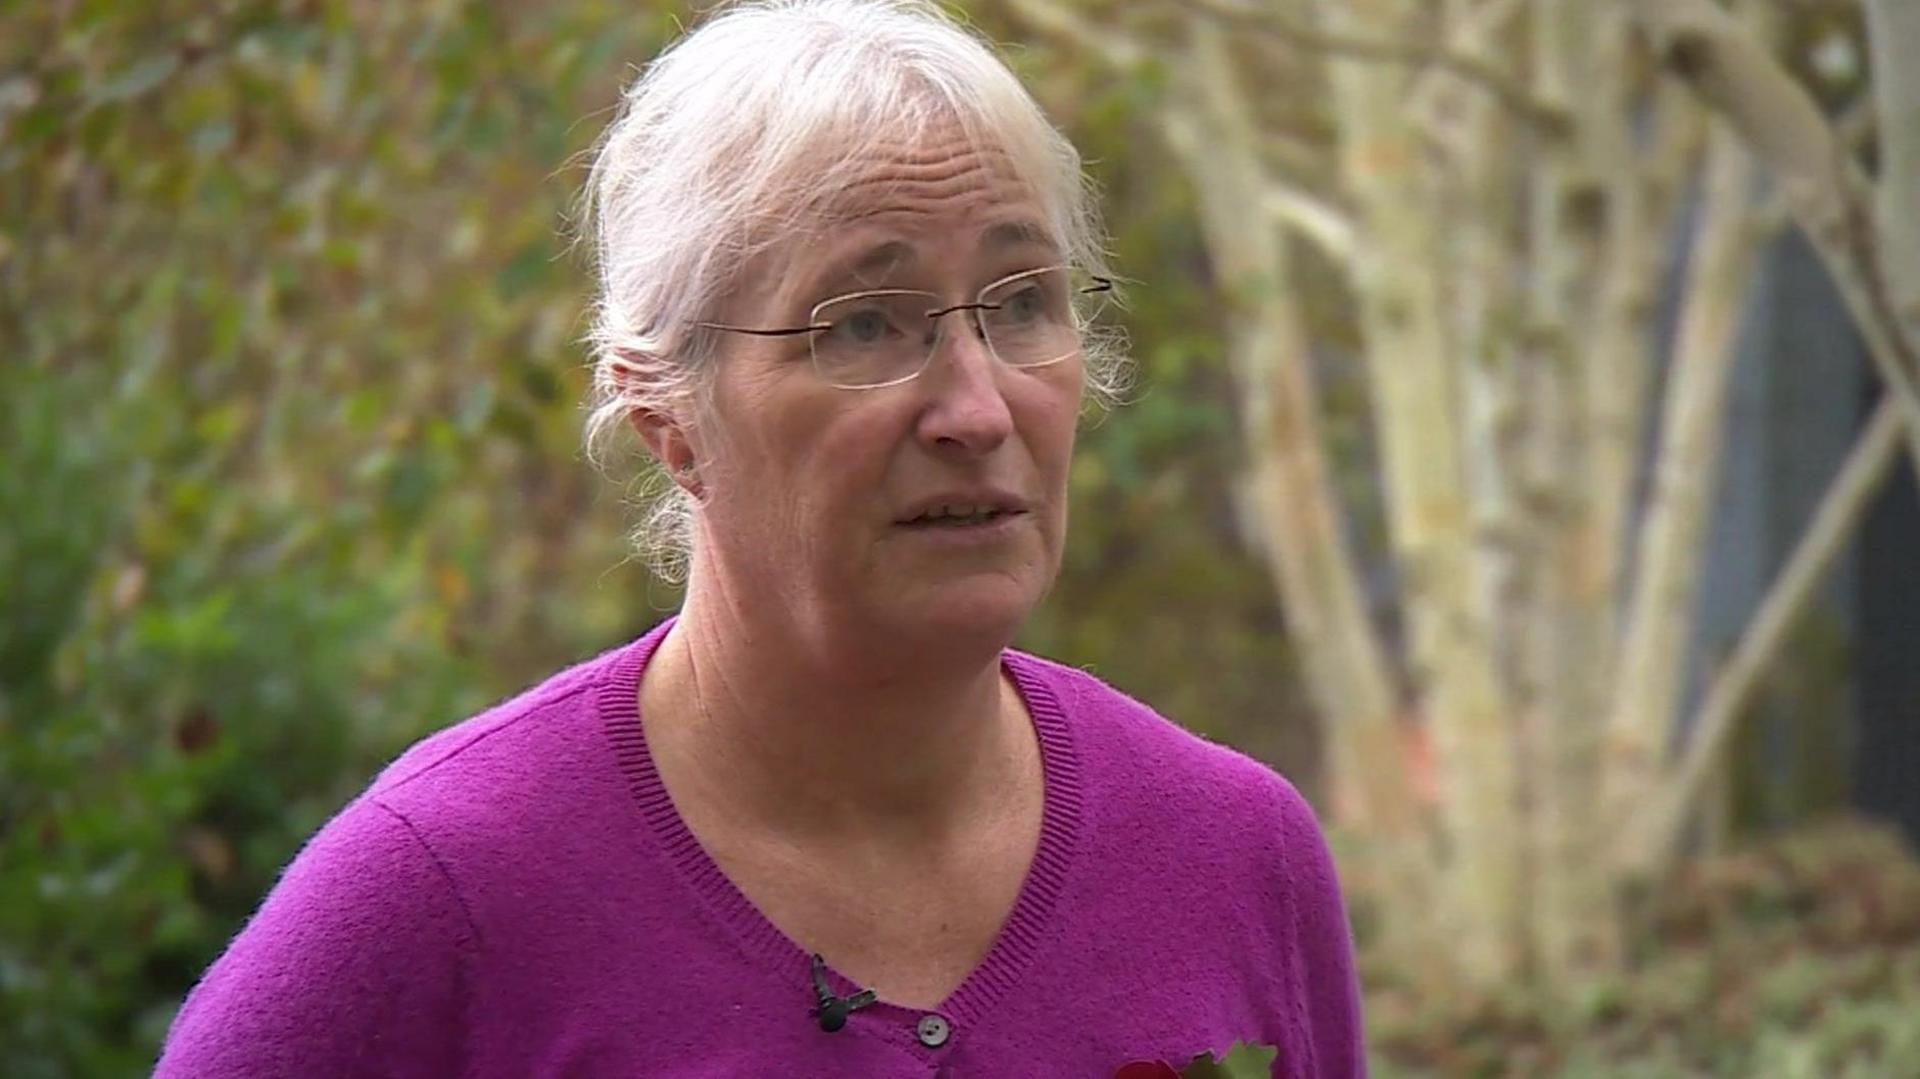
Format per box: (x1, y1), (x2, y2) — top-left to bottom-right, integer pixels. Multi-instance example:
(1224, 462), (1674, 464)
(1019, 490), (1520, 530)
(155, 618), (1365, 1077)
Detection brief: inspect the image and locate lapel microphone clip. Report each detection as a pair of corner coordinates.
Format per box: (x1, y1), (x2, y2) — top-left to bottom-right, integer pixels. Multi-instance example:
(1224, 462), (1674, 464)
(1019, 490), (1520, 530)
(809, 953), (878, 1033)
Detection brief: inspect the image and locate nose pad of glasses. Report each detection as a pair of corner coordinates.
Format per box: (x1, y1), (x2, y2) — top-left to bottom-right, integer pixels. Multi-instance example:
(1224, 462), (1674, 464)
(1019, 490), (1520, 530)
(917, 312), (984, 354)
(934, 305), (994, 346)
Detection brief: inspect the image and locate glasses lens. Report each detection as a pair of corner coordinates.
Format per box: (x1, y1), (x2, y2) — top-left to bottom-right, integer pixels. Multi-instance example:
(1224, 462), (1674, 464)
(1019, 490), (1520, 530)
(810, 291), (937, 389)
(979, 268), (1094, 369)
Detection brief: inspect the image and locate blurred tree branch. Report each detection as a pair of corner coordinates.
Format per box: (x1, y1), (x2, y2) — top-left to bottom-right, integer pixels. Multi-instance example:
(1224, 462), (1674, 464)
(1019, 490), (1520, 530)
(1631, 0), (1920, 468)
(1183, 0), (1562, 129)
(1632, 395), (1907, 873)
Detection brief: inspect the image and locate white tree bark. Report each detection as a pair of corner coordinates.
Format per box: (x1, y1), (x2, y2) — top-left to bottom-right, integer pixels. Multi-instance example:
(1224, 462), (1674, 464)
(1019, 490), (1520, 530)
(1527, 0), (1635, 979)
(1865, 0), (1920, 326)
(1157, 37), (1456, 985)
(1316, 0), (1523, 984)
(1583, 83), (1706, 670)
(1159, 25), (1414, 842)
(1599, 125), (1763, 857)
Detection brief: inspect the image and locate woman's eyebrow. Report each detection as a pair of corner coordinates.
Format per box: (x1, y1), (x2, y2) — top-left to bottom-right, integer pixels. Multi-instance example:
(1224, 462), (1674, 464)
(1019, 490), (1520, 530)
(978, 219), (1058, 255)
(811, 240), (915, 296)
(799, 220), (1058, 302)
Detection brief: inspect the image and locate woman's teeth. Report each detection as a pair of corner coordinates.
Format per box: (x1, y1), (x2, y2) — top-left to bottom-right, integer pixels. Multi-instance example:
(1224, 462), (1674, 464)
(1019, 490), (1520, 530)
(911, 505), (1006, 525)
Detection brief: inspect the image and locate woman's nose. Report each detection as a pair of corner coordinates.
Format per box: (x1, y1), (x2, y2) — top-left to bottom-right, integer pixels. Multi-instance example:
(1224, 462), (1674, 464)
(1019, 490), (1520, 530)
(913, 316), (1014, 456)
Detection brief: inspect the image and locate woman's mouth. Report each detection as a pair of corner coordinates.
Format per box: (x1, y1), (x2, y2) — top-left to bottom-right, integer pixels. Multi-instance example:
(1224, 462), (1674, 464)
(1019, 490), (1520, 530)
(900, 504), (1024, 528)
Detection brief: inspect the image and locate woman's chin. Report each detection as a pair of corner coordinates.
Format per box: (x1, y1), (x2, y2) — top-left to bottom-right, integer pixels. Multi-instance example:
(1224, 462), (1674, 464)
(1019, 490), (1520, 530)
(874, 576), (1042, 645)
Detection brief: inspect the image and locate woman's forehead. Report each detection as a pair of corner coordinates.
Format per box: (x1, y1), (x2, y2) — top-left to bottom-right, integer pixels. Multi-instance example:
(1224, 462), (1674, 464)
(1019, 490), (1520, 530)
(749, 140), (1056, 290)
(802, 217), (1057, 285)
(777, 104), (1014, 206)
(710, 112), (1061, 312)
(836, 120), (1019, 193)
(759, 211), (1056, 310)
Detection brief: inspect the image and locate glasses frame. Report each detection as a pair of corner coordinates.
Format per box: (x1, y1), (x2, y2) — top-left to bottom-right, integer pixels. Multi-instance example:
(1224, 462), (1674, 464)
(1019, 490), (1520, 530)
(697, 265), (1115, 391)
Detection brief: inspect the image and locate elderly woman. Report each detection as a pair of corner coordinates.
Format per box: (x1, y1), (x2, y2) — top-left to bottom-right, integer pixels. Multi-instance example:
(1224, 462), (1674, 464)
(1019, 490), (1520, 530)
(155, 1), (1363, 1076)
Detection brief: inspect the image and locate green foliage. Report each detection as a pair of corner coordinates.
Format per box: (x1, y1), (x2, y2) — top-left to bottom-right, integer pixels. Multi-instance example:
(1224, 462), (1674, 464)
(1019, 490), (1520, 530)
(1180, 1040), (1282, 1078)
(1363, 819), (1920, 1078)
(0, 1), (672, 1071)
(0, 359), (488, 1074)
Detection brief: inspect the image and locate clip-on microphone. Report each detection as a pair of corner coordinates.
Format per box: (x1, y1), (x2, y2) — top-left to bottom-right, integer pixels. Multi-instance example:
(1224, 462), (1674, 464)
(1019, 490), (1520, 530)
(809, 953), (878, 1033)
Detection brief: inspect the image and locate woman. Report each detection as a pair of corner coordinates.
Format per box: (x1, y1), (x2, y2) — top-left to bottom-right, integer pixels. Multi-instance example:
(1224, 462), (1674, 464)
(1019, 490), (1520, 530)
(155, 1), (1365, 1075)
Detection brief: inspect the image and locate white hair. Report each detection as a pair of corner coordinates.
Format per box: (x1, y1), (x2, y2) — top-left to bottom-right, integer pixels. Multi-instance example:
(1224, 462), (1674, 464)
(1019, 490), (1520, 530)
(577, 0), (1128, 576)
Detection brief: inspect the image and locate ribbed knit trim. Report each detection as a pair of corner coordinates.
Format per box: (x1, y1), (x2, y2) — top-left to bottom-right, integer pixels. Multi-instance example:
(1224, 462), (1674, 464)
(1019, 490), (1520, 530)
(944, 648), (1082, 1030)
(597, 618), (1084, 1040)
(1279, 786), (1319, 1079)
(598, 620), (803, 971)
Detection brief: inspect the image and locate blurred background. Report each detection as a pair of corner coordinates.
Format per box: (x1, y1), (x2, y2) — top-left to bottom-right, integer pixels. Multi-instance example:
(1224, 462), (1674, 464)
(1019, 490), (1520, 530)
(3, 0), (1917, 1075)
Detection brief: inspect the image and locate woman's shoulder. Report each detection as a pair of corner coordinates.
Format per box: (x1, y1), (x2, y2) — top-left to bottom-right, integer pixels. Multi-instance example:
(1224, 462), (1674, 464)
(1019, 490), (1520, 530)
(336, 629), (661, 886)
(1011, 649), (1363, 1070)
(154, 791), (474, 1077)
(370, 634), (642, 798)
(1009, 649), (1308, 810)
(1007, 648), (1334, 890)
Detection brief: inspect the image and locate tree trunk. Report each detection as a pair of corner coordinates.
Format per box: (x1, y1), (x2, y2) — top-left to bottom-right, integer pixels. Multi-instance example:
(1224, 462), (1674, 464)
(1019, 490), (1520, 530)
(1601, 120), (1763, 845)
(1159, 20), (1447, 982)
(1865, 0), (1920, 325)
(1317, 0), (1523, 985)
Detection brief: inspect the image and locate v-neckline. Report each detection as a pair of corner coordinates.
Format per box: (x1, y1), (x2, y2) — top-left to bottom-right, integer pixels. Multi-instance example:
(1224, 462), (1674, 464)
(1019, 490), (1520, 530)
(598, 616), (1085, 1035)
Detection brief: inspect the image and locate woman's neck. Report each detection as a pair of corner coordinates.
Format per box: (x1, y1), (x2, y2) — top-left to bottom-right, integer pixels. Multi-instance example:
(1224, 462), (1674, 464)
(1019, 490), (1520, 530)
(639, 582), (1030, 853)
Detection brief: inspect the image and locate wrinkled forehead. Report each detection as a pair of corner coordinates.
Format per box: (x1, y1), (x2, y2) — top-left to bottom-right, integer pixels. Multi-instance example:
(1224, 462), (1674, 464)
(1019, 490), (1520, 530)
(813, 114), (1040, 225)
(737, 113), (1060, 305)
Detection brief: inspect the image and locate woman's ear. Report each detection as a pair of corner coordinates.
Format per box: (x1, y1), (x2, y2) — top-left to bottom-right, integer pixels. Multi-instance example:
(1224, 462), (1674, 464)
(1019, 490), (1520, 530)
(631, 409), (703, 498)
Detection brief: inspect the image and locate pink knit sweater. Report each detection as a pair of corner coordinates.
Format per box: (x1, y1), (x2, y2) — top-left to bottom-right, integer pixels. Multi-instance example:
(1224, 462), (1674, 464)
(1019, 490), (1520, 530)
(156, 618), (1365, 1077)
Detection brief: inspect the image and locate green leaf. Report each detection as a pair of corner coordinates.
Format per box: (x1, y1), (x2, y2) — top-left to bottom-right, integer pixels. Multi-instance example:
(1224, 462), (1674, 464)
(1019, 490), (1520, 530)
(89, 54), (180, 106)
(1178, 1041), (1279, 1079)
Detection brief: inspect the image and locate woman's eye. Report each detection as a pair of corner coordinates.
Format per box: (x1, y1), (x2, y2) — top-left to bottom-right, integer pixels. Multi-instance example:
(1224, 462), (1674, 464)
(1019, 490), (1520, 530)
(831, 308), (896, 345)
(1002, 286), (1045, 321)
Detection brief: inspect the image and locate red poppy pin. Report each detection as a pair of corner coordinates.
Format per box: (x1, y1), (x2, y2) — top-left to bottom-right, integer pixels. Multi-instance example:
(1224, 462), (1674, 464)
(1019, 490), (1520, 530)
(1112, 1062), (1181, 1079)
(1112, 1041), (1280, 1078)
